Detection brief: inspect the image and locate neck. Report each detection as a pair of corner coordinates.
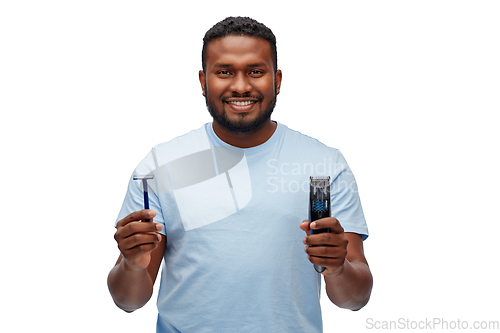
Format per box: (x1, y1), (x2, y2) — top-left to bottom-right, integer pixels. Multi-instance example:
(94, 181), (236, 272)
(212, 120), (277, 148)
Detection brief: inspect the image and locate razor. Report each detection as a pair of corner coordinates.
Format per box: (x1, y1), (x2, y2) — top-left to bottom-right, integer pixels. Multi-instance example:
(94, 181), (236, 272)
(133, 174), (154, 222)
(309, 176), (331, 273)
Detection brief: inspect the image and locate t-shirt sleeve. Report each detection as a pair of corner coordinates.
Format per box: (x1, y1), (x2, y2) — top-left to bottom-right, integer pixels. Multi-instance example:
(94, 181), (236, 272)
(330, 149), (368, 240)
(115, 149), (166, 236)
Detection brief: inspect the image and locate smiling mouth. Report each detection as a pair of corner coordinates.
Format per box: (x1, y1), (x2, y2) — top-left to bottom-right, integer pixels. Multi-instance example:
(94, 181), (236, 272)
(224, 98), (260, 113)
(226, 100), (257, 106)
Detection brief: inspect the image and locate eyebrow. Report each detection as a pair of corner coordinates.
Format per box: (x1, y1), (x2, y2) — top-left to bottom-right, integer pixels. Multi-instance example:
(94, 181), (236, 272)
(213, 62), (268, 68)
(247, 62), (267, 68)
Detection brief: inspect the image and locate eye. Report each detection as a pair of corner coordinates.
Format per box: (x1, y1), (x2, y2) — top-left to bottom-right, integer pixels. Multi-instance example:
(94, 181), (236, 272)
(249, 70), (264, 76)
(217, 70), (232, 76)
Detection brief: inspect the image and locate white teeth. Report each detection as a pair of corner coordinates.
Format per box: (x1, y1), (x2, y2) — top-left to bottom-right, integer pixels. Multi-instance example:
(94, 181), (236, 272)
(229, 101), (255, 106)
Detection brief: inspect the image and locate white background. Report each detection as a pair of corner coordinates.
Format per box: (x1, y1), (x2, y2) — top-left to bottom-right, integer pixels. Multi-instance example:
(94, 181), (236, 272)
(1, 1), (499, 332)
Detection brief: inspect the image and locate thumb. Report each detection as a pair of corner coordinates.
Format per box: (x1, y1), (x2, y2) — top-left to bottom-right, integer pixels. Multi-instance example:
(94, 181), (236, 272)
(300, 220), (310, 233)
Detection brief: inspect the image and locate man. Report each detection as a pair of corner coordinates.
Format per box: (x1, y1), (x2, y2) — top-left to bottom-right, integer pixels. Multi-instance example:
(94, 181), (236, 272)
(108, 16), (372, 332)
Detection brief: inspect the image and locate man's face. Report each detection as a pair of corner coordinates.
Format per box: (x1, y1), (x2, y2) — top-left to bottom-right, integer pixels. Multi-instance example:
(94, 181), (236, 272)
(199, 35), (282, 133)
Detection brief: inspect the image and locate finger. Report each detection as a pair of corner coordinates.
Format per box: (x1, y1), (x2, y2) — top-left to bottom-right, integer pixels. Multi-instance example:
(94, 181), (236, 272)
(307, 255), (345, 270)
(121, 234), (160, 254)
(122, 242), (158, 263)
(305, 244), (347, 259)
(118, 232), (161, 254)
(116, 209), (156, 228)
(304, 232), (334, 246)
(304, 233), (348, 247)
(115, 220), (162, 240)
(309, 217), (344, 234)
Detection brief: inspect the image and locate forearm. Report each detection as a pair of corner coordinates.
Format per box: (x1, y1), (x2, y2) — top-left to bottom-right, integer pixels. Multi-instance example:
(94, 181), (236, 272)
(107, 259), (154, 312)
(324, 259), (373, 311)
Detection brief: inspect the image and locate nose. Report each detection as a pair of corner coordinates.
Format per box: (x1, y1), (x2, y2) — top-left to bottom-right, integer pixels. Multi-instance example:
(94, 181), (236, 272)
(229, 72), (251, 94)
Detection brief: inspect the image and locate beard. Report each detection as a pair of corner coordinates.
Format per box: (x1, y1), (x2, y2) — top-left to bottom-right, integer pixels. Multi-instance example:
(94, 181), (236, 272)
(204, 86), (278, 133)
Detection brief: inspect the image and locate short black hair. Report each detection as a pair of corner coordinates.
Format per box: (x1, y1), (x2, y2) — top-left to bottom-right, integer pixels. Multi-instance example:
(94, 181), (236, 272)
(202, 16), (278, 73)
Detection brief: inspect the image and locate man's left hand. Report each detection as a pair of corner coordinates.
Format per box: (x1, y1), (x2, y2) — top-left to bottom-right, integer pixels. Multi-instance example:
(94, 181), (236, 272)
(300, 217), (348, 277)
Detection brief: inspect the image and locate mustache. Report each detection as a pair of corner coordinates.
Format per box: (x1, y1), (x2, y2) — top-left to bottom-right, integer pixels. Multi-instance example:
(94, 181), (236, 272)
(222, 93), (263, 102)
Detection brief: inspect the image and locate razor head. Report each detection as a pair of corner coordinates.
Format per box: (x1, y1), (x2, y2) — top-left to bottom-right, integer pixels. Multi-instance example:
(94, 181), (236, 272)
(309, 176), (331, 221)
(134, 174), (154, 195)
(133, 174), (154, 180)
(310, 176), (330, 204)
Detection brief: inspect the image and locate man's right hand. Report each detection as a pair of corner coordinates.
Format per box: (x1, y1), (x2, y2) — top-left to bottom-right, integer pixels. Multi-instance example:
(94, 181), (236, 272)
(114, 209), (163, 271)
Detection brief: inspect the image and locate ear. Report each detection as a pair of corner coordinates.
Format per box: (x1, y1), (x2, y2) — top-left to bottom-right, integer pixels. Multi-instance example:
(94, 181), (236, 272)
(275, 70), (282, 95)
(199, 70), (206, 96)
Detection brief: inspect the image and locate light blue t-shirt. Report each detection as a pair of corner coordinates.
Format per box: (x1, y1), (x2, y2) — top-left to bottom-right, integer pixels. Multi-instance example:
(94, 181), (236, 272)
(116, 122), (368, 332)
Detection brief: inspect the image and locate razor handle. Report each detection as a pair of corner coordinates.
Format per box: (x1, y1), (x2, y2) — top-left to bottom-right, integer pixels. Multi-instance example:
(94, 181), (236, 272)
(133, 175), (154, 222)
(142, 179), (150, 222)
